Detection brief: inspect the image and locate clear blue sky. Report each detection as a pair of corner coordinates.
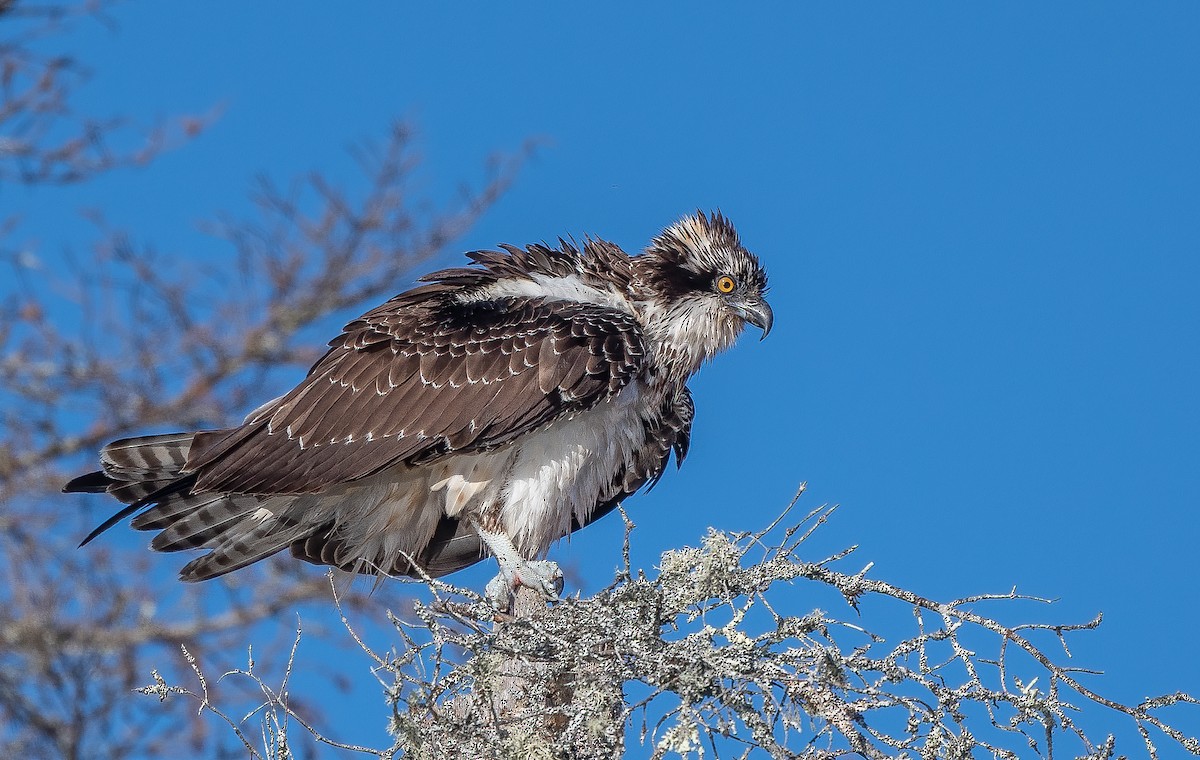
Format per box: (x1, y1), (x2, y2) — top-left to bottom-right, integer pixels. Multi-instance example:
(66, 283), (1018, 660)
(19, 3), (1200, 754)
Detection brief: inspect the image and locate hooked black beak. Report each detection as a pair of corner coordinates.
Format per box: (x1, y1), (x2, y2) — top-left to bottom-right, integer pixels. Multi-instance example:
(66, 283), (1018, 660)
(735, 298), (773, 340)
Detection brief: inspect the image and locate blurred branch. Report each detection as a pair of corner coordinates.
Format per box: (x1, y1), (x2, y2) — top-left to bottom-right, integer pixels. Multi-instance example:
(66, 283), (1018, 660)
(0, 0), (210, 187)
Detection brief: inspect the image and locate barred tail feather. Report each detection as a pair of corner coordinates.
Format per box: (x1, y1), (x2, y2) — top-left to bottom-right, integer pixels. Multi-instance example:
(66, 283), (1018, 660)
(179, 510), (313, 582)
(67, 432), (203, 545)
(131, 492), (238, 532)
(149, 495), (261, 552)
(70, 429), (498, 582)
(64, 432), (198, 500)
(99, 432), (196, 479)
(108, 477), (185, 505)
(68, 429), (325, 579)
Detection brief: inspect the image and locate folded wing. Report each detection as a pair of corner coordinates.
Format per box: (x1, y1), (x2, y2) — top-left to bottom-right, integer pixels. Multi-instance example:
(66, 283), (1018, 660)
(185, 293), (647, 495)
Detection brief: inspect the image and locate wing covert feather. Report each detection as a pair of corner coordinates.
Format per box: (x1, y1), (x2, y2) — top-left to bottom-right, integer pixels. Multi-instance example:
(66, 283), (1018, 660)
(191, 296), (645, 494)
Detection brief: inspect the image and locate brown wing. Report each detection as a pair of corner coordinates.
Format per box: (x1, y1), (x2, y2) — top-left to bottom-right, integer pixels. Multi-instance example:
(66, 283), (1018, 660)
(185, 294), (646, 494)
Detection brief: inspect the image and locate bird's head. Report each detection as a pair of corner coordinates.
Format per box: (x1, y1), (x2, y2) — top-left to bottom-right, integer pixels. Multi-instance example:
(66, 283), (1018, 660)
(633, 211), (772, 379)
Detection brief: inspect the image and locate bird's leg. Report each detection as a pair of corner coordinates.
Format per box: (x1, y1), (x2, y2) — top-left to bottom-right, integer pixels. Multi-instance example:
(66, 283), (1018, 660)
(474, 526), (564, 610)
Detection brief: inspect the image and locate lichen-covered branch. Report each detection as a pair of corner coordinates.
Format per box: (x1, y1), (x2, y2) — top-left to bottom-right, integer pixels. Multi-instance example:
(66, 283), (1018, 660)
(146, 488), (1199, 759)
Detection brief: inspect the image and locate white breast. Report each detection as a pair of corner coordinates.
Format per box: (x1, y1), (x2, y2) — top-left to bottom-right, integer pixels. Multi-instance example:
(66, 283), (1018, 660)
(498, 383), (647, 555)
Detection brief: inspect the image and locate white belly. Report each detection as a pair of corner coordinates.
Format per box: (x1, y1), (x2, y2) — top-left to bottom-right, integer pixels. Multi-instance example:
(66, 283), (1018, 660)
(497, 385), (647, 554)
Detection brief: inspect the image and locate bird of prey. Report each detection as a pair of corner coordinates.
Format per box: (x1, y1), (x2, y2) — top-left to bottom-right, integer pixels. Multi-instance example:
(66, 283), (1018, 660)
(66, 211), (772, 607)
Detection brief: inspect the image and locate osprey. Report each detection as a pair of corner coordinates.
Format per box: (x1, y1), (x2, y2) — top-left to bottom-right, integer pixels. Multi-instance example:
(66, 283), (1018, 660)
(67, 212), (772, 607)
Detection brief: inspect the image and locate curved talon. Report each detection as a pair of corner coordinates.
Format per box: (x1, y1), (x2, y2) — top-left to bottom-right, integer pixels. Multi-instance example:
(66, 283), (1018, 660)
(485, 574), (516, 611)
(524, 560), (565, 599)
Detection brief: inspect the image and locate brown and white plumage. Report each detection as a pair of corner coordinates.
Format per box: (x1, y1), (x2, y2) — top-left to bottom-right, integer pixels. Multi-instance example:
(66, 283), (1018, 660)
(66, 211), (771, 604)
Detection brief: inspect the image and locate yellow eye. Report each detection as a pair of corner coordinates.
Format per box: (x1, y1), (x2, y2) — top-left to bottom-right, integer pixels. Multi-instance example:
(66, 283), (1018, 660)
(716, 275), (736, 294)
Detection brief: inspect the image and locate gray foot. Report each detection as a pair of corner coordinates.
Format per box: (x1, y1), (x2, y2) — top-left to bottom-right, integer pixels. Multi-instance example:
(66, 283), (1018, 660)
(485, 559), (564, 611)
